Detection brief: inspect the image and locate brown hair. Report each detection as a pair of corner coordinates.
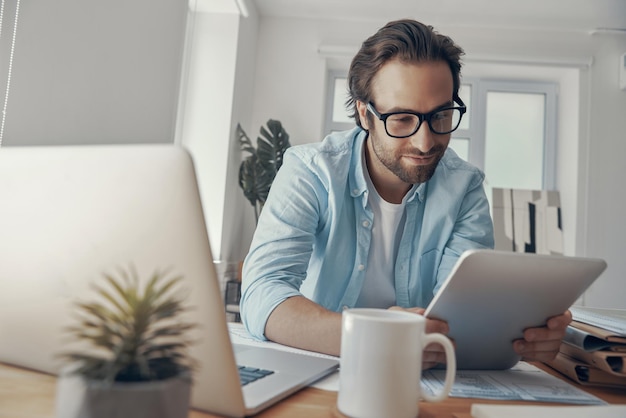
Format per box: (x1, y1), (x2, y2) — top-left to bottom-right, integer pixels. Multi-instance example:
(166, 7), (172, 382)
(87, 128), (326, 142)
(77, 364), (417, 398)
(347, 19), (464, 128)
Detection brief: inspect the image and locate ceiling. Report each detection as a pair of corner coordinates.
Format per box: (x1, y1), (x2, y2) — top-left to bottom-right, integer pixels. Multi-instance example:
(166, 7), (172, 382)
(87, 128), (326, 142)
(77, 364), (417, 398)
(253, 0), (626, 33)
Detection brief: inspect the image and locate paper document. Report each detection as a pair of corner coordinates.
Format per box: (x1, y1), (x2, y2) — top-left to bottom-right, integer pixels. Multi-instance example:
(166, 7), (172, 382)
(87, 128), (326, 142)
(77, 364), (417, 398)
(471, 404), (626, 418)
(570, 307), (626, 335)
(422, 362), (606, 405)
(564, 325), (626, 351)
(229, 323), (607, 403)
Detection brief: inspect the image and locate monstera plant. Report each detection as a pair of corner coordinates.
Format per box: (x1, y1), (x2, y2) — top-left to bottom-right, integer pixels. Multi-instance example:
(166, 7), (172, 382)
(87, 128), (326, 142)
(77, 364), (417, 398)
(237, 119), (291, 222)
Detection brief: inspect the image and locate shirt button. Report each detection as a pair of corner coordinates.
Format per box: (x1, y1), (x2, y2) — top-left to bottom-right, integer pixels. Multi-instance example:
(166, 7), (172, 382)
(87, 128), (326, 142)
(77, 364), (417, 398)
(358, 264), (365, 271)
(352, 189), (359, 195)
(362, 220), (370, 228)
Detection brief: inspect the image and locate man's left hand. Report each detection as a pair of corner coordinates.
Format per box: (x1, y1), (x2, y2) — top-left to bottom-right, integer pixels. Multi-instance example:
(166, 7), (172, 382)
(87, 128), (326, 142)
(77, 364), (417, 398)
(513, 310), (572, 362)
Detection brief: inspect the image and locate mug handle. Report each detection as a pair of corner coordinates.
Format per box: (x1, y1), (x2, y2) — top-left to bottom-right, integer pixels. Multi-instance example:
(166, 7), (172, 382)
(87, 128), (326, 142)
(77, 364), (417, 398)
(420, 333), (456, 402)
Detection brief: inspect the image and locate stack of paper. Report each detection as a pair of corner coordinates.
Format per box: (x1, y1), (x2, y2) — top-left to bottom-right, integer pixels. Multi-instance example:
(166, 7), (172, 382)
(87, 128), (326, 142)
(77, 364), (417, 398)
(545, 306), (626, 388)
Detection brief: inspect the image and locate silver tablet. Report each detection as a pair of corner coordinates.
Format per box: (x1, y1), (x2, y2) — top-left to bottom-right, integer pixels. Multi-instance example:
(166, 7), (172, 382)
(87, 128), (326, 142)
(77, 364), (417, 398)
(424, 249), (607, 370)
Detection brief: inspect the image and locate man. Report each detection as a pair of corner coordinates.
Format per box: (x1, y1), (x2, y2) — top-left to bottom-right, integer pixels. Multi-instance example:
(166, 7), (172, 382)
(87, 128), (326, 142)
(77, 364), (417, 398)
(240, 19), (571, 368)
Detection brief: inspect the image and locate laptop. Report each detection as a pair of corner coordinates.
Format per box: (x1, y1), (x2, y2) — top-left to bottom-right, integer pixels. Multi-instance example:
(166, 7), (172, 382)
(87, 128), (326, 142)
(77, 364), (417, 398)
(425, 249), (607, 370)
(0, 144), (338, 417)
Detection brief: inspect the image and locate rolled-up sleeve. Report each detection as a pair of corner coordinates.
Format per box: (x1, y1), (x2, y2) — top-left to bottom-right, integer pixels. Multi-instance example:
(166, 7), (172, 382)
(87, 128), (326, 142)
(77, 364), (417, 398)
(239, 149), (325, 340)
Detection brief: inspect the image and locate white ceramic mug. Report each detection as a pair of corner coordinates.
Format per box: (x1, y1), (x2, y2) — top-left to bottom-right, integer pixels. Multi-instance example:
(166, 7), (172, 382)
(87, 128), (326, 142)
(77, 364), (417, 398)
(337, 308), (456, 418)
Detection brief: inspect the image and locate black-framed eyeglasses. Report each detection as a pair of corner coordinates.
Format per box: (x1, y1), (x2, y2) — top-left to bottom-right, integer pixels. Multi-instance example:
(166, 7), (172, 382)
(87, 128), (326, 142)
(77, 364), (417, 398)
(366, 99), (467, 137)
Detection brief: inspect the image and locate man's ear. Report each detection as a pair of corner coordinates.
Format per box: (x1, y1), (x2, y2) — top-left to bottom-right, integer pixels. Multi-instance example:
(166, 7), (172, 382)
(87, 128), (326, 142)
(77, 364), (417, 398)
(356, 101), (370, 130)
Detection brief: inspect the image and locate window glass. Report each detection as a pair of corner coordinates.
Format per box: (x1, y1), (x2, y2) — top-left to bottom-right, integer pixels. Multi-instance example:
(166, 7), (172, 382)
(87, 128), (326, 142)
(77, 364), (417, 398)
(484, 92), (545, 190)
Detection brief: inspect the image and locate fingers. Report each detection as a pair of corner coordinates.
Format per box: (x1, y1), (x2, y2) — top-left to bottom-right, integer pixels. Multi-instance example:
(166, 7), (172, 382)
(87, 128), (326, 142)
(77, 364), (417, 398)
(388, 306), (425, 315)
(386, 306), (450, 336)
(422, 361), (441, 370)
(422, 341), (455, 370)
(513, 310), (572, 362)
(423, 343), (446, 370)
(386, 306), (453, 369)
(513, 338), (563, 361)
(426, 317), (449, 335)
(547, 310), (572, 330)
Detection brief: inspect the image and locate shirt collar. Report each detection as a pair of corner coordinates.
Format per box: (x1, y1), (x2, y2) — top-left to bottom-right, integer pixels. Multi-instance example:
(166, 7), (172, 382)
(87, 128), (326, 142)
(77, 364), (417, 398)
(349, 128), (427, 204)
(348, 128), (369, 202)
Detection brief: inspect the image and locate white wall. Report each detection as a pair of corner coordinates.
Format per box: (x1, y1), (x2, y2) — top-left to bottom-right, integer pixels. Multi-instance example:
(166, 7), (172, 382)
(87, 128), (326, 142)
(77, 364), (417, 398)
(177, 10), (238, 262)
(234, 16), (626, 308)
(0, 0), (254, 263)
(177, 2), (259, 262)
(249, 18), (373, 145)
(223, 6), (260, 263)
(583, 34), (626, 308)
(0, 0), (187, 145)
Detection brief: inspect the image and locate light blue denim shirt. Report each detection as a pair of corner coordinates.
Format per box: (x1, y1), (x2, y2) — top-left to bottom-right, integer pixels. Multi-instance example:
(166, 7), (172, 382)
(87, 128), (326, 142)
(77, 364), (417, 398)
(240, 127), (494, 340)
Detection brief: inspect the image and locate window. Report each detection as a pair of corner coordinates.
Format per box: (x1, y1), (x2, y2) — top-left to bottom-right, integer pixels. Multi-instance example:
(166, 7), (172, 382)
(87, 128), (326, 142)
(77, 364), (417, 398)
(324, 72), (558, 195)
(452, 79), (557, 203)
(324, 71), (353, 134)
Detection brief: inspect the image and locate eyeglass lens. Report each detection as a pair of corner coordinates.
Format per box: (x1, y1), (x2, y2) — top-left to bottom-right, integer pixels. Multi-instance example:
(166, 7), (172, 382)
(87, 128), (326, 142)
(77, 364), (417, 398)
(385, 108), (463, 136)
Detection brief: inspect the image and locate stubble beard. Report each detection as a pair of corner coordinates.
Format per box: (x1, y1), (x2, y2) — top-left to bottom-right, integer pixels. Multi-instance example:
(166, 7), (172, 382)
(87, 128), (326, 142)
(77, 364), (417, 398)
(368, 129), (446, 184)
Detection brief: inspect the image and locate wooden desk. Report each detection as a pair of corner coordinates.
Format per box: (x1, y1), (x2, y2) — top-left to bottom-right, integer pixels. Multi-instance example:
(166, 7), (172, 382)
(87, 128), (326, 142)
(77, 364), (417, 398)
(1, 362), (625, 418)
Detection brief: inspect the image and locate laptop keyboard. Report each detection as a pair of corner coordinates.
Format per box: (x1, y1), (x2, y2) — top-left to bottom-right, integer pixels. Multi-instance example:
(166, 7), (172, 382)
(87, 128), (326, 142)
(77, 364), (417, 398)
(238, 366), (275, 386)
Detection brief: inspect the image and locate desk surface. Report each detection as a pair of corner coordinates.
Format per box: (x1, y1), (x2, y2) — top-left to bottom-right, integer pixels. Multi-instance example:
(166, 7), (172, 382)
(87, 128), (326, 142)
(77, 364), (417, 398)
(1, 361), (625, 418)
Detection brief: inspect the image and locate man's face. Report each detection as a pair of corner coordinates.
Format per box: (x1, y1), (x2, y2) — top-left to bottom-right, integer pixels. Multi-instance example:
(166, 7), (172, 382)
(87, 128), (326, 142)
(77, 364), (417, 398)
(357, 59), (454, 188)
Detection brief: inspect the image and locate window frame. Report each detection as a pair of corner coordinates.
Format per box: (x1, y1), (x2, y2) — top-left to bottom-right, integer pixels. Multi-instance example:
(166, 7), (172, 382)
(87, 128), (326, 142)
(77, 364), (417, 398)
(454, 78), (558, 190)
(324, 70), (353, 134)
(324, 71), (558, 190)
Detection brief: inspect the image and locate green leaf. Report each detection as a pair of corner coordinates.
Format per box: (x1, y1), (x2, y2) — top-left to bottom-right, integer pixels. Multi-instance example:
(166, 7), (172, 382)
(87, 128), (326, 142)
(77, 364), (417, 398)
(237, 123), (256, 155)
(238, 155), (259, 207)
(62, 267), (195, 383)
(237, 119), (291, 219)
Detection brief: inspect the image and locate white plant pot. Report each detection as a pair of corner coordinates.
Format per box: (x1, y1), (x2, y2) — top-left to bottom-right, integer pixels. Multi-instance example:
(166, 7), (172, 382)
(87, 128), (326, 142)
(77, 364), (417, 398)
(55, 369), (191, 418)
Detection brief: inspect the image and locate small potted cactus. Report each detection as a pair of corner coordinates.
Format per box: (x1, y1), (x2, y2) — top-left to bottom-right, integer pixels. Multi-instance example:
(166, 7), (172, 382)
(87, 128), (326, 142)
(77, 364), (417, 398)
(55, 267), (195, 418)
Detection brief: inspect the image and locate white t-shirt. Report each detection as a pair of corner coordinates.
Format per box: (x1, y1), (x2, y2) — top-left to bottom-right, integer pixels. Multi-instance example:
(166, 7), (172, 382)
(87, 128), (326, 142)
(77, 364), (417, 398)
(355, 157), (414, 308)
